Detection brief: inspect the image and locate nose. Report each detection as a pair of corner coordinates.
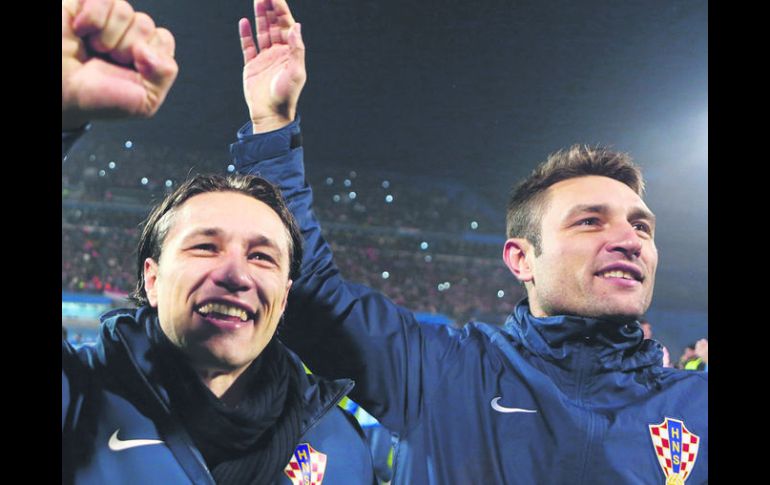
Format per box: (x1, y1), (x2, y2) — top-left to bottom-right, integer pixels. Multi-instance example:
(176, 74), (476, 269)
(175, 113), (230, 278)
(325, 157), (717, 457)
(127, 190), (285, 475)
(606, 224), (643, 259)
(210, 252), (253, 293)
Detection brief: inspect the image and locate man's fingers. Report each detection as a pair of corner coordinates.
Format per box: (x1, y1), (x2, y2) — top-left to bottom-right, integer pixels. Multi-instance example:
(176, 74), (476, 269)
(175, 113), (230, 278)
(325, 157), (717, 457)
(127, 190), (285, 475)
(88, 0), (134, 53)
(270, 0), (296, 28)
(289, 23), (304, 58)
(149, 28), (176, 59)
(255, 0), (272, 51)
(72, 0), (113, 36)
(62, 0), (81, 19)
(111, 11), (155, 65)
(134, 40), (179, 90)
(239, 18), (258, 65)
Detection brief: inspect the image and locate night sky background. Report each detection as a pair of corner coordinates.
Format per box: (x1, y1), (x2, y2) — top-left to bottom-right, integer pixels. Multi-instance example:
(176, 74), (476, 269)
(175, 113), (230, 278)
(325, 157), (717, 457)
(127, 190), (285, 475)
(77, 0), (708, 352)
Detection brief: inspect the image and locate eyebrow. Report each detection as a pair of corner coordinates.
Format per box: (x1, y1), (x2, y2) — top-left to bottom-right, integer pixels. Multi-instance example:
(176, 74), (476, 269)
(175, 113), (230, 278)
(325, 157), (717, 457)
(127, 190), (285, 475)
(181, 227), (285, 254)
(563, 204), (656, 226)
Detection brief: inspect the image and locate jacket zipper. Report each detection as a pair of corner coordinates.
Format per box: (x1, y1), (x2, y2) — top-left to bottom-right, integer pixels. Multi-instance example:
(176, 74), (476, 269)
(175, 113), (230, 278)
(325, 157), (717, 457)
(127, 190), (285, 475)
(576, 340), (595, 485)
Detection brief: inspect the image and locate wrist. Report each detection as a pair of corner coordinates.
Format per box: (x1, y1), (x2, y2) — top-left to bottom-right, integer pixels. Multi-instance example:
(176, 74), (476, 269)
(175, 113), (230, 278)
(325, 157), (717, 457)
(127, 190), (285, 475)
(249, 105), (297, 134)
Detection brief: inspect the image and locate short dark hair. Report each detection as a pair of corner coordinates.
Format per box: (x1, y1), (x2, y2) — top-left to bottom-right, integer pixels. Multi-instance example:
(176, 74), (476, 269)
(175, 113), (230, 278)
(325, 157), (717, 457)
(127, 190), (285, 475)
(506, 144), (644, 255)
(129, 174), (303, 306)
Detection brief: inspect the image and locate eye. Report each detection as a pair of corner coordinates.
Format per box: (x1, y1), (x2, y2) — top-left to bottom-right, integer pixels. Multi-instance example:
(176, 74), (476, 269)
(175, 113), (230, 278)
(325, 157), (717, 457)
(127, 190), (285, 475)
(576, 217), (601, 226)
(249, 251), (276, 264)
(190, 243), (217, 253)
(632, 221), (653, 235)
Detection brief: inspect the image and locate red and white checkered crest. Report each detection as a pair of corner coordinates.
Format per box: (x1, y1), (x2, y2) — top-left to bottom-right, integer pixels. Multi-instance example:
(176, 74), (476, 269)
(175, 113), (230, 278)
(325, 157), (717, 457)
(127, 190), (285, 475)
(284, 443), (327, 485)
(648, 417), (700, 484)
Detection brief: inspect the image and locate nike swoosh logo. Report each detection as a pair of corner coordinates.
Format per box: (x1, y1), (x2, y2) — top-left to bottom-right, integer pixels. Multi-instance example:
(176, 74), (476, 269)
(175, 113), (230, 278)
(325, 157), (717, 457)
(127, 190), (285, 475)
(490, 397), (538, 414)
(108, 429), (164, 451)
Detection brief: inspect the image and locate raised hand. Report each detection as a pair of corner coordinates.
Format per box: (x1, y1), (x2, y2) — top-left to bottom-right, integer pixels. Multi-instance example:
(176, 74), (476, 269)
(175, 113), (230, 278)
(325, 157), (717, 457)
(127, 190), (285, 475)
(62, 0), (178, 130)
(239, 0), (306, 133)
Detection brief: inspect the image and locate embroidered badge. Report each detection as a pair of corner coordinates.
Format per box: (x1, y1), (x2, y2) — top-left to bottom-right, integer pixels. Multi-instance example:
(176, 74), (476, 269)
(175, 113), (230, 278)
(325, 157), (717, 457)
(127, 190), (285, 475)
(284, 443), (327, 485)
(648, 417), (700, 484)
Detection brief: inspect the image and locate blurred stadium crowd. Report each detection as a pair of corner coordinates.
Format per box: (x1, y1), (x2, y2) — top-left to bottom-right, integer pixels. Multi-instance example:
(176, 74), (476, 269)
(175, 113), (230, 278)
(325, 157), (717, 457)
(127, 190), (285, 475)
(63, 139), (522, 327)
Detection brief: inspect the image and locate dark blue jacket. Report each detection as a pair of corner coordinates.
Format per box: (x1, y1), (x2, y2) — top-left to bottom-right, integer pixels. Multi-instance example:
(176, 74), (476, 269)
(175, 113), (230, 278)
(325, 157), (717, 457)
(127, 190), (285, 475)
(231, 118), (708, 485)
(62, 307), (376, 484)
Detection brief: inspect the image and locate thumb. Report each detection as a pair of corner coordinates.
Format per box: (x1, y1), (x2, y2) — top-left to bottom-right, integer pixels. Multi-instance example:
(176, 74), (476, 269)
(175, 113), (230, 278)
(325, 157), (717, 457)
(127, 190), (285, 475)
(289, 23), (305, 59)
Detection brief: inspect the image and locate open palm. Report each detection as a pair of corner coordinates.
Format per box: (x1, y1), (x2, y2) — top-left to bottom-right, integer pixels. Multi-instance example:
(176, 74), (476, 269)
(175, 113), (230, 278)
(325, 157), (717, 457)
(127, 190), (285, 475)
(240, 0), (306, 131)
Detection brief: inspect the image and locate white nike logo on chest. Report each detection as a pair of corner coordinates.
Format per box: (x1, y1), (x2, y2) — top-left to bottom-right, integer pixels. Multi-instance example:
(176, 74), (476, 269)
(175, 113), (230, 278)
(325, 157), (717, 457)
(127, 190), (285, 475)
(108, 429), (164, 451)
(490, 397), (538, 414)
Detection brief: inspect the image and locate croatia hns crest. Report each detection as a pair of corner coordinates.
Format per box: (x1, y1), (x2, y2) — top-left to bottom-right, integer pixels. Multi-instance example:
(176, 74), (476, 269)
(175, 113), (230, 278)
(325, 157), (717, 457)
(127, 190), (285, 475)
(284, 443), (327, 485)
(648, 417), (700, 484)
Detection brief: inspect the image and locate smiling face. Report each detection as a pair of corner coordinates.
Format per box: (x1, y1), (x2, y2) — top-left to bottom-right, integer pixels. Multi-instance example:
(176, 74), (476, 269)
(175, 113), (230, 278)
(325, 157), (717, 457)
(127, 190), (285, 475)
(143, 191), (293, 377)
(505, 175), (658, 322)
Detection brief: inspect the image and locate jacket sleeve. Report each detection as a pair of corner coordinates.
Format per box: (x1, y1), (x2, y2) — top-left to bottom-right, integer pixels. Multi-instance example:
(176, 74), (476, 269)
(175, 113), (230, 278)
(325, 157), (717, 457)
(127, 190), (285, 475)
(230, 119), (465, 435)
(62, 124), (91, 161)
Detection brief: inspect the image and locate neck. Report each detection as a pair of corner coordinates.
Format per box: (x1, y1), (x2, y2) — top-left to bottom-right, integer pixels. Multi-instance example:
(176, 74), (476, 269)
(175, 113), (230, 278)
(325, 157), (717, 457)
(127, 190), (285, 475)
(195, 365), (251, 406)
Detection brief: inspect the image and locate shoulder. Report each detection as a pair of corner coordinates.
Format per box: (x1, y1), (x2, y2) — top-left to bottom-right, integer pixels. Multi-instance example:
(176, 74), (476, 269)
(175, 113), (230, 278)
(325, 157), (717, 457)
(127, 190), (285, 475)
(298, 406), (375, 484)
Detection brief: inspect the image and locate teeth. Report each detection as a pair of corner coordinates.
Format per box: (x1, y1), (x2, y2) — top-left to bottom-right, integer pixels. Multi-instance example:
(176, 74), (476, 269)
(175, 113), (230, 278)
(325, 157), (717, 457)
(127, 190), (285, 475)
(197, 303), (249, 322)
(599, 270), (636, 280)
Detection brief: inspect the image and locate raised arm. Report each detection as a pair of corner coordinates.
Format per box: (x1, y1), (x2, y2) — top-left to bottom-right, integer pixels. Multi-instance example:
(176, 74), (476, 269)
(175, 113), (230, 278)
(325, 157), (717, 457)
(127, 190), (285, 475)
(231, 0), (464, 436)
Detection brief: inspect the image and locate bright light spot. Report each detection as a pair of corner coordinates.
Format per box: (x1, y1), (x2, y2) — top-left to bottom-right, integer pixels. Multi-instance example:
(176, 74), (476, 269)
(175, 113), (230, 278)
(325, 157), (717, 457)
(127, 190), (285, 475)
(165, 180), (173, 188)
(108, 161), (116, 169)
(227, 164), (235, 173)
(382, 180), (390, 189)
(140, 177), (149, 185)
(385, 194), (394, 203)
(344, 179), (352, 187)
(470, 221), (479, 230)
(332, 194), (341, 202)
(124, 140), (133, 149)
(325, 177), (334, 185)
(420, 242), (429, 250)
(437, 283), (445, 291)
(382, 271), (390, 279)
(497, 290), (505, 298)
(98, 170), (106, 177)
(349, 191), (357, 199)
(444, 281), (451, 289)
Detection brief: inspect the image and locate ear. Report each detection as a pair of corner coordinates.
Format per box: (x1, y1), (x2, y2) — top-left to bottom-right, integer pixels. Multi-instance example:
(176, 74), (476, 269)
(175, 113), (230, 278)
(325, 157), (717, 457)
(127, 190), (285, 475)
(143, 258), (160, 307)
(503, 238), (534, 283)
(280, 279), (293, 314)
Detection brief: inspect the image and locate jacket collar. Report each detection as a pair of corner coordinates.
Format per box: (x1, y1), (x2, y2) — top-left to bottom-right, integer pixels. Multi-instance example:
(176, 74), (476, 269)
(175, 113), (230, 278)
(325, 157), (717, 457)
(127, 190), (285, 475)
(98, 307), (353, 432)
(503, 299), (662, 371)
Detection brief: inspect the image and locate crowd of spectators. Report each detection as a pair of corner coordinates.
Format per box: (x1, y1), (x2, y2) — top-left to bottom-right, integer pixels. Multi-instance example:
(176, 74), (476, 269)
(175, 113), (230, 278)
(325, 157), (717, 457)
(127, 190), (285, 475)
(63, 146), (517, 324)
